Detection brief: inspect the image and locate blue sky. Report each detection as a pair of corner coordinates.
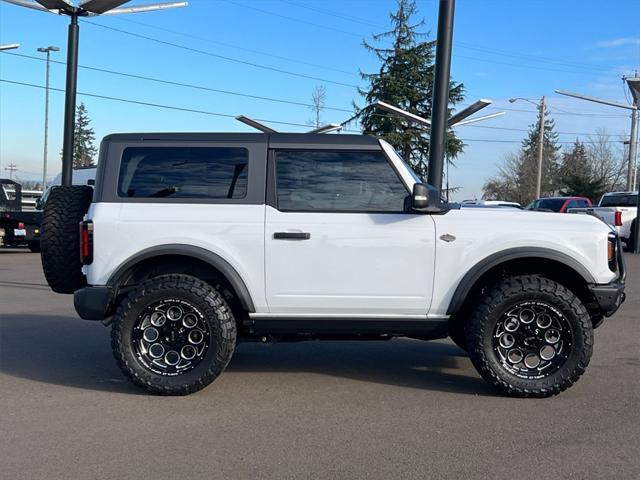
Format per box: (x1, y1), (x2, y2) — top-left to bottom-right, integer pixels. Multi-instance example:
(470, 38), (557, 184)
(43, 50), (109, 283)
(1, 0), (639, 199)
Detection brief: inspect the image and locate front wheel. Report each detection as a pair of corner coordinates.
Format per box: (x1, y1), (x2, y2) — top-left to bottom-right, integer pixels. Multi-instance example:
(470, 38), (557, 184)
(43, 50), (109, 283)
(111, 274), (237, 395)
(466, 275), (593, 398)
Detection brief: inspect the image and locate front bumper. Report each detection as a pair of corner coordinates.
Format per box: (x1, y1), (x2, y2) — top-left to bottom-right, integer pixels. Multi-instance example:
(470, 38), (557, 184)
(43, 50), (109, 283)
(589, 234), (626, 317)
(589, 281), (625, 317)
(74, 286), (114, 321)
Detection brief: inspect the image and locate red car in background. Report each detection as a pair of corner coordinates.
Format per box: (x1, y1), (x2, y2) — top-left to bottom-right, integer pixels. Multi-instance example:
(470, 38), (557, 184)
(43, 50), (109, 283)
(526, 196), (592, 213)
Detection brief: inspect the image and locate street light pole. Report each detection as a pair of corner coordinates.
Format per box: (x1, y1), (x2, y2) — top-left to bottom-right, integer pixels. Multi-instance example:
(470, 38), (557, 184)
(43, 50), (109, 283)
(61, 11), (79, 186)
(427, 0), (456, 196)
(38, 45), (59, 191)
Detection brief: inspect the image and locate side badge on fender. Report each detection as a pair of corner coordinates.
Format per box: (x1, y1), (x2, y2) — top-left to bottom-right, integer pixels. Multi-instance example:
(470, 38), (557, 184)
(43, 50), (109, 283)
(440, 234), (456, 243)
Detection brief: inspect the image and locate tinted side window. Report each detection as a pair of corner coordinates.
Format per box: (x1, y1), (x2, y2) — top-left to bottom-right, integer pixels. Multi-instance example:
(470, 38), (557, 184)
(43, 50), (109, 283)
(275, 150), (409, 212)
(118, 147), (248, 199)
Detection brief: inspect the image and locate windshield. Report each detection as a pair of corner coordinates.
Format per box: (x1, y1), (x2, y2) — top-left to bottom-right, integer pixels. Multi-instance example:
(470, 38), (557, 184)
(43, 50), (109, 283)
(599, 194), (638, 207)
(529, 198), (566, 212)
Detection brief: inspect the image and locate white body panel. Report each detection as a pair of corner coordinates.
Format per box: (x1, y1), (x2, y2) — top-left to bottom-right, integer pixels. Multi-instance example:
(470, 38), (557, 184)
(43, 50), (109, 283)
(86, 139), (618, 319)
(85, 202), (268, 312)
(264, 206), (435, 316)
(428, 208), (616, 316)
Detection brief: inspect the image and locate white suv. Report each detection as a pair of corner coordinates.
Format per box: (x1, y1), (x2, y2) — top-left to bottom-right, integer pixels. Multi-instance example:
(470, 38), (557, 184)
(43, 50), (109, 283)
(39, 132), (626, 397)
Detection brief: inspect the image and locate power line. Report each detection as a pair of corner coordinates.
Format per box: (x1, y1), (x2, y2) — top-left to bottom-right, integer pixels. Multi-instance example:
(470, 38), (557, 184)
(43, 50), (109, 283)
(3, 51), (353, 113)
(280, 0), (383, 29)
(83, 21), (360, 89)
(229, 0), (619, 77)
(0, 78), (310, 129)
(1, 79), (627, 145)
(455, 42), (617, 73)
(113, 16), (359, 77)
(80, 13), (630, 117)
(222, 0), (362, 38)
(6, 50), (628, 131)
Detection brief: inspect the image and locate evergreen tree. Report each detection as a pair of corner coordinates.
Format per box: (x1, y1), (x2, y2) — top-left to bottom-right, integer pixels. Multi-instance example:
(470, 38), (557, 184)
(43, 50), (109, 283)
(73, 102), (97, 168)
(560, 139), (604, 201)
(356, 0), (464, 177)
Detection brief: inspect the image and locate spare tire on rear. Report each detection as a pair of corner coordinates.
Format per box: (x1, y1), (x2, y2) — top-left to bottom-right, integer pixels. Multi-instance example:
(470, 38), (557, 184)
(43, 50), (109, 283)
(41, 185), (93, 294)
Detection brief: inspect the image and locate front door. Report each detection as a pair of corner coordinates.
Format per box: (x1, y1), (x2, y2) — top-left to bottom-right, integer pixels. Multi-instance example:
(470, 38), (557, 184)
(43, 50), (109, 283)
(264, 148), (436, 317)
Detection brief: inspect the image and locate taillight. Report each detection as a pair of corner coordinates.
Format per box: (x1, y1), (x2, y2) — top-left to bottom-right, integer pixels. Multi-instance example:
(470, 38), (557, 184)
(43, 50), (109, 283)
(79, 220), (93, 265)
(607, 234), (617, 272)
(18, 222), (25, 229)
(614, 211), (622, 227)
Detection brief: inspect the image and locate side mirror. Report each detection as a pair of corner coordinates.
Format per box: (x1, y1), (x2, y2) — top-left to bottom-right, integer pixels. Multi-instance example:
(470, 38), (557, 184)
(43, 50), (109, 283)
(412, 183), (440, 212)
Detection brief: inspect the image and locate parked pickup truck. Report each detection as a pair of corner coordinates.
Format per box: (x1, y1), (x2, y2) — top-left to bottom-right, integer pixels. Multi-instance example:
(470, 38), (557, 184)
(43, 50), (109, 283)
(0, 179), (42, 252)
(568, 191), (638, 251)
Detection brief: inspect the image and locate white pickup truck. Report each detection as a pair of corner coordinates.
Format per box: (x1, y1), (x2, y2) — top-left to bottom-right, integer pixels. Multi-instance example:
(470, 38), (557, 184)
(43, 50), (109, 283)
(568, 192), (638, 251)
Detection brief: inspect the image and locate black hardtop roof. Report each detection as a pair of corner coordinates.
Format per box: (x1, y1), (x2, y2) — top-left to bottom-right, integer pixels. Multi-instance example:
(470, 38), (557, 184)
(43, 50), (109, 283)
(101, 132), (380, 148)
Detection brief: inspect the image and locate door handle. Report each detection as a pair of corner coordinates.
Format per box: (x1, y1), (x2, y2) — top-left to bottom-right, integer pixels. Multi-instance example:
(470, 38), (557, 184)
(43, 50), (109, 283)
(273, 232), (311, 240)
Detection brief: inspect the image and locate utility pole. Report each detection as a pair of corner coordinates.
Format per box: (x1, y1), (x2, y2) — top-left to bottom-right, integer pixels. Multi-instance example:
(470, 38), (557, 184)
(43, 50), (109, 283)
(5, 163), (17, 180)
(629, 107), (638, 191)
(509, 96), (546, 198)
(536, 96), (546, 198)
(38, 45), (59, 191)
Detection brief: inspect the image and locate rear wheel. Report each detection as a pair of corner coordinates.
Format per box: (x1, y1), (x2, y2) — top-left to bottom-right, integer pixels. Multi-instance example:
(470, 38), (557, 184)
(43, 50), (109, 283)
(111, 274), (237, 395)
(40, 185), (93, 293)
(466, 275), (592, 397)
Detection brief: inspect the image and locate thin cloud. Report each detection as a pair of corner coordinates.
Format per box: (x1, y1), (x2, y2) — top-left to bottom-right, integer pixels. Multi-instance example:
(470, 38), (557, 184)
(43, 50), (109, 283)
(597, 37), (640, 48)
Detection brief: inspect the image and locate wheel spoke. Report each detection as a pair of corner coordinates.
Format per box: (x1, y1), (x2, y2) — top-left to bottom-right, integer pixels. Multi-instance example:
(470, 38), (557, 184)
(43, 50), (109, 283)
(493, 302), (571, 379)
(132, 299), (210, 376)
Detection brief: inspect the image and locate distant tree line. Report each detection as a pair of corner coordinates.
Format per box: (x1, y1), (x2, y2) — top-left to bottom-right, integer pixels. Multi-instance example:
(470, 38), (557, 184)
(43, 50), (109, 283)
(483, 105), (628, 205)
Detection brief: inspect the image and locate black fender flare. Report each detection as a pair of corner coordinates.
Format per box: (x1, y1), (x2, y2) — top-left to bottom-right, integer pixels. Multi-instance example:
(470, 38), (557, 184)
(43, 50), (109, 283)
(107, 244), (256, 312)
(446, 247), (596, 315)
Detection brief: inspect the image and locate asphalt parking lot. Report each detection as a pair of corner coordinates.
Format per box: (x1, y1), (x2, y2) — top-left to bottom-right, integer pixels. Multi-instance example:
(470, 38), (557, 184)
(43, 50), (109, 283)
(1, 250), (638, 480)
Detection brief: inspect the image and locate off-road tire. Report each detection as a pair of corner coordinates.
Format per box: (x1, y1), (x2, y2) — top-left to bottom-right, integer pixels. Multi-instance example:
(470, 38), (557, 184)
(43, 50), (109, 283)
(40, 185), (93, 293)
(111, 274), (237, 395)
(28, 241), (41, 253)
(466, 275), (593, 398)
